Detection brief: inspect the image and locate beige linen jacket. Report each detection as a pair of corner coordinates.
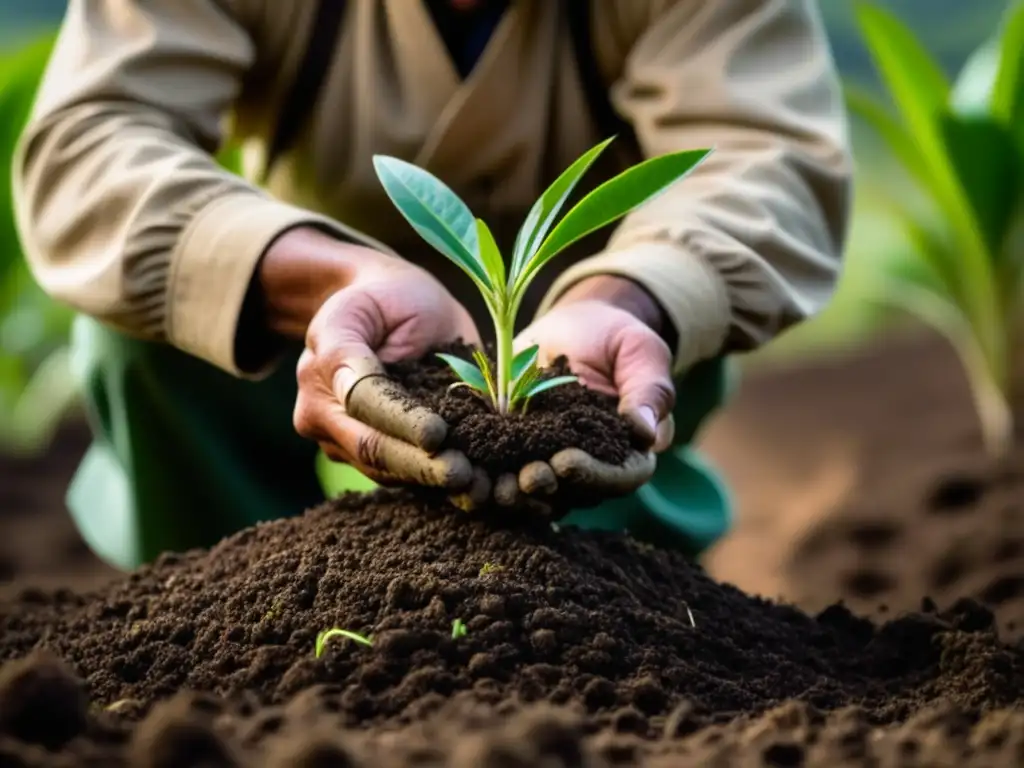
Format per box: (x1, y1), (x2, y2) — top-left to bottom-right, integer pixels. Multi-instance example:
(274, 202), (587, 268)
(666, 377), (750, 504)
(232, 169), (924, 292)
(13, 0), (851, 379)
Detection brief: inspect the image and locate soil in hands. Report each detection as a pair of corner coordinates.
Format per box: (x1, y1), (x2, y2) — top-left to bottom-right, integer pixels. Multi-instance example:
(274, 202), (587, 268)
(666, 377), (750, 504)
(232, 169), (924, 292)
(2, 489), (1024, 766)
(385, 342), (644, 475)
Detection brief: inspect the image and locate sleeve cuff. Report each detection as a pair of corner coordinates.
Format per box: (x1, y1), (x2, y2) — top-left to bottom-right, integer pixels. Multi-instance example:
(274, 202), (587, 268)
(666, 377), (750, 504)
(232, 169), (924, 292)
(165, 192), (395, 378)
(535, 242), (732, 376)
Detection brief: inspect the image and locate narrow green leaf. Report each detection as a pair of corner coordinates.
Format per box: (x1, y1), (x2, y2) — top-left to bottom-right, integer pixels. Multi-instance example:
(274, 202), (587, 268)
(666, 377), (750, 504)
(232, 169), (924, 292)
(853, 3), (950, 154)
(372, 155), (488, 288)
(938, 113), (1020, 259)
(864, 276), (1012, 456)
(854, 2), (1001, 375)
(436, 353), (489, 392)
(991, 0), (1024, 128)
(471, 348), (497, 400)
(315, 628), (373, 658)
(475, 219), (506, 293)
(508, 365), (540, 410)
(510, 136), (615, 280)
(511, 345), (538, 382)
(524, 375), (578, 399)
(516, 148), (711, 297)
(844, 83), (931, 189)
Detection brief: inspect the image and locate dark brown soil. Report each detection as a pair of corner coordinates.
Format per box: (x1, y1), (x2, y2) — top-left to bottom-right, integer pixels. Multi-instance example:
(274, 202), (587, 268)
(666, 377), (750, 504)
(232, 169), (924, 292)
(387, 342), (640, 475)
(7, 330), (1024, 765)
(2, 484), (1024, 766)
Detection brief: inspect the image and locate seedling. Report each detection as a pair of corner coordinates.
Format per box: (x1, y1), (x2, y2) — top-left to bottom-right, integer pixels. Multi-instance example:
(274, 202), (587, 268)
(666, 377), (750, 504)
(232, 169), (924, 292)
(847, 1), (1024, 456)
(451, 618), (468, 639)
(314, 628), (373, 658)
(373, 137), (712, 414)
(479, 562), (504, 577)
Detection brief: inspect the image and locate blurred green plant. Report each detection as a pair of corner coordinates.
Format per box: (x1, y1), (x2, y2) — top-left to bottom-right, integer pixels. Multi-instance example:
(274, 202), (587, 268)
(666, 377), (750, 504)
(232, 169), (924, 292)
(0, 35), (245, 457)
(847, 0), (1024, 456)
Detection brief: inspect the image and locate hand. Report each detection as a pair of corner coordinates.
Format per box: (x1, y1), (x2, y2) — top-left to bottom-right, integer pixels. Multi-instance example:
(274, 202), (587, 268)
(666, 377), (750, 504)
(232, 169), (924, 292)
(258, 227), (479, 489)
(496, 276), (677, 513)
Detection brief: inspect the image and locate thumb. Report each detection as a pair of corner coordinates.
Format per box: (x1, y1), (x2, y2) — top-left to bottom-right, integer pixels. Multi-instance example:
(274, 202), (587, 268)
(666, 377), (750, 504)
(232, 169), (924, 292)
(311, 290), (447, 451)
(611, 324), (675, 448)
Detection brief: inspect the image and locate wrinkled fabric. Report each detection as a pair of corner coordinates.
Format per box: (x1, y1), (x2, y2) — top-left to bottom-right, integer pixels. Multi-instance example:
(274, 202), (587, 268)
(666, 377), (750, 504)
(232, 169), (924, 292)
(13, 0), (851, 378)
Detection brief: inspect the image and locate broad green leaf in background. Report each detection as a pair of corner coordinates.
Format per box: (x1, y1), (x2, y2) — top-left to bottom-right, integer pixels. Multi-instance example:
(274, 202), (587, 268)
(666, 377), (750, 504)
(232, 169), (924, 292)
(844, 83), (932, 190)
(510, 136), (614, 280)
(371, 155), (487, 290)
(991, 0), (1024, 139)
(865, 276), (1013, 457)
(939, 113), (1020, 261)
(515, 148), (711, 300)
(854, 1), (1001, 386)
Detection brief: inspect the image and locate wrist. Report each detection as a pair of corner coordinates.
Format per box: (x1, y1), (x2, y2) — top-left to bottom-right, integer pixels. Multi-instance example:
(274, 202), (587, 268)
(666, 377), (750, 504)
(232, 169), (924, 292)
(556, 275), (672, 333)
(256, 226), (391, 340)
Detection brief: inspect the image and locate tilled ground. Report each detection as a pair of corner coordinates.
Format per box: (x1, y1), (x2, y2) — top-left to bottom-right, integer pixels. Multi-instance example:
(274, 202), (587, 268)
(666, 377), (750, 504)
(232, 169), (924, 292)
(2, 488), (1024, 766)
(5, 331), (1024, 765)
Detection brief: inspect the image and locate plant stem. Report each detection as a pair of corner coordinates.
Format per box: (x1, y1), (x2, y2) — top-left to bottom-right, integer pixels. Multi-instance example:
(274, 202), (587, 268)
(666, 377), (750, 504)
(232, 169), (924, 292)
(494, 314), (513, 414)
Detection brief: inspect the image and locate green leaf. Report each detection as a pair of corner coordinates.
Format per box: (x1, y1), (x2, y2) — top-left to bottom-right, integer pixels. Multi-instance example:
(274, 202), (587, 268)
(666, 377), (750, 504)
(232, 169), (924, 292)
(372, 155), (488, 289)
(524, 375), (578, 399)
(938, 113), (1020, 259)
(853, 3), (950, 159)
(315, 628), (373, 658)
(471, 348), (497, 401)
(510, 136), (614, 280)
(516, 148), (711, 297)
(854, 2), (1001, 376)
(864, 276), (1012, 456)
(844, 83), (931, 189)
(436, 353), (488, 392)
(475, 218), (506, 293)
(511, 345), (538, 382)
(991, 0), (1024, 130)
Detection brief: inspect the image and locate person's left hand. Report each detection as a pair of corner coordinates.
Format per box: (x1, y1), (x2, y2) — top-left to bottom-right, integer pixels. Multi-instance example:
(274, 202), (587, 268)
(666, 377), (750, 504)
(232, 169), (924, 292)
(486, 276), (678, 515)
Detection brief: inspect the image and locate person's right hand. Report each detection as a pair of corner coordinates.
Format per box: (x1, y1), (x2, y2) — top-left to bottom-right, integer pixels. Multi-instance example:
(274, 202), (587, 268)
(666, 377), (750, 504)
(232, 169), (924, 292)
(258, 227), (480, 492)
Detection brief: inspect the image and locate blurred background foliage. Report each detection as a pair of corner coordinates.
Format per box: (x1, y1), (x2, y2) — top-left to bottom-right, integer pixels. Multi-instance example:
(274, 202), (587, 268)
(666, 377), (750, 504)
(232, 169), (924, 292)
(0, 0), (1014, 457)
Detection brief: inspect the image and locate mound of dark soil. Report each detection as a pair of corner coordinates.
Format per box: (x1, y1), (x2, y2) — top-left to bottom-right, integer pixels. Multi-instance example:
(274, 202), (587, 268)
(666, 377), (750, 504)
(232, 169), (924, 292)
(2, 488), (1024, 765)
(387, 342), (642, 475)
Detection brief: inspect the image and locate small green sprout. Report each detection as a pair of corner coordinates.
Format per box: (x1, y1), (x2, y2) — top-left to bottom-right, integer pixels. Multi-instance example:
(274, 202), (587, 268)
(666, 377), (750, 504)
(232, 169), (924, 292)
(315, 628), (373, 658)
(479, 562), (504, 577)
(451, 619), (468, 639)
(373, 137), (712, 414)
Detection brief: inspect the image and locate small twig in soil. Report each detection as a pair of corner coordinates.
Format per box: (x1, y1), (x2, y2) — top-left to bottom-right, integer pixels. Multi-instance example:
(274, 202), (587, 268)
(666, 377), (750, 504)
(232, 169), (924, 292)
(451, 619), (468, 639)
(315, 628), (374, 658)
(683, 602), (696, 628)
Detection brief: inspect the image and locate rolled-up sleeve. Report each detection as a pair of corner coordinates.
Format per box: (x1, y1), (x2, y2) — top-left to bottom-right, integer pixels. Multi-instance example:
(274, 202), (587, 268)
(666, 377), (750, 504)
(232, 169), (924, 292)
(538, 0), (853, 374)
(13, 0), (385, 377)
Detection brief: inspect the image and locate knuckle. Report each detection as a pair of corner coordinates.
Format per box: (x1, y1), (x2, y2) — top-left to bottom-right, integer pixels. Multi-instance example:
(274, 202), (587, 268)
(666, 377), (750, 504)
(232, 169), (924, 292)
(356, 430), (387, 471)
(292, 399), (317, 439)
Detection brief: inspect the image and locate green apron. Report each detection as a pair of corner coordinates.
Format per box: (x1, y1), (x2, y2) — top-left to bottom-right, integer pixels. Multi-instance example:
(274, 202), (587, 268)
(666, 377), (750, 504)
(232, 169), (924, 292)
(67, 314), (735, 570)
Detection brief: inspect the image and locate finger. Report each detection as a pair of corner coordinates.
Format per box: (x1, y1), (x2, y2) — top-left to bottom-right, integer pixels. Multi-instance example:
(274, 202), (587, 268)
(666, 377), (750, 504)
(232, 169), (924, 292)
(549, 448), (656, 495)
(449, 467), (492, 512)
(654, 413), (675, 454)
(611, 329), (675, 448)
(494, 473), (521, 507)
(519, 461), (558, 496)
(319, 444), (404, 487)
(341, 361), (448, 453)
(320, 407), (472, 489)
